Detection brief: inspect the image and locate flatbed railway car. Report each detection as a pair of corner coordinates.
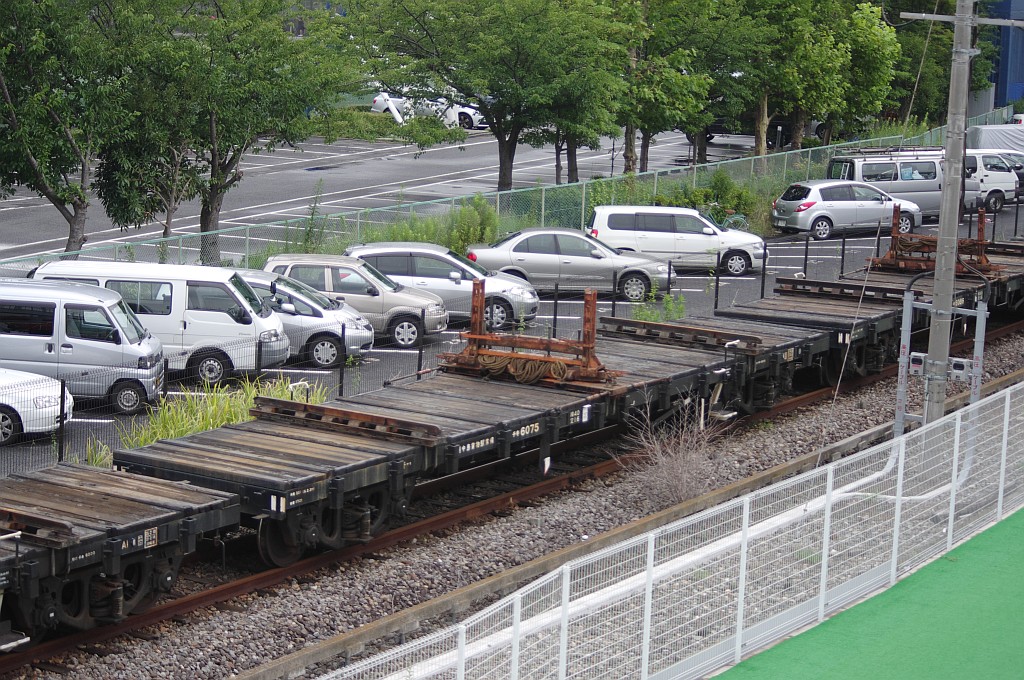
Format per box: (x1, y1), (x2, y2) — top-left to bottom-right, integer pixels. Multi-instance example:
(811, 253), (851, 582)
(0, 464), (238, 648)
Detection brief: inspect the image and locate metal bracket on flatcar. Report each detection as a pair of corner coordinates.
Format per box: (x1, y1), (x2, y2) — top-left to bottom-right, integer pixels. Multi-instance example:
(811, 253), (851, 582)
(868, 207), (1004, 274)
(440, 280), (619, 385)
(597, 316), (764, 353)
(250, 397), (442, 445)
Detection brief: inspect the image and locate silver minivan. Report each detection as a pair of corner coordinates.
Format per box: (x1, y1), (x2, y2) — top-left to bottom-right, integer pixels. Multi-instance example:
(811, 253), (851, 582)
(0, 279), (163, 414)
(263, 254), (448, 349)
(238, 270), (375, 368)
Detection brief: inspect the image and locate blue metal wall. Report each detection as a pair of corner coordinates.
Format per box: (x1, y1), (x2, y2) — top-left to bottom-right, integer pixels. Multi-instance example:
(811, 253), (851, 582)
(992, 0), (1024, 106)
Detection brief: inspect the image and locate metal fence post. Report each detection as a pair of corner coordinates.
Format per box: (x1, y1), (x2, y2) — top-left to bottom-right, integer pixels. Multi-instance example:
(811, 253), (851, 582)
(417, 309), (425, 378)
(802, 236), (810, 278)
(817, 465), (835, 622)
(946, 412), (963, 551)
(997, 390), (1010, 519)
(640, 533), (656, 680)
(734, 495), (751, 664)
(558, 565), (572, 680)
(840, 232), (847, 275)
(541, 186), (546, 228)
(338, 324), (346, 398)
(510, 594), (523, 680)
(58, 379), (66, 463)
(580, 182), (587, 229)
(890, 438), (907, 585)
(255, 339), (264, 373)
(552, 284), (560, 338)
(714, 253), (722, 310)
(653, 170), (658, 198)
(760, 252), (768, 299)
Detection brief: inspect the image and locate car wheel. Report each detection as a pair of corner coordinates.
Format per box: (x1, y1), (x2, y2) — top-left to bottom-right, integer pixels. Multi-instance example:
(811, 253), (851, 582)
(458, 112), (473, 129)
(810, 217), (833, 240)
(190, 352), (231, 385)
(484, 298), (514, 330)
(306, 335), (344, 368)
(898, 212), (915, 234)
(0, 406), (21, 446)
(723, 251), (752, 276)
(815, 122), (827, 139)
(986, 191), (1005, 213)
(619, 273), (651, 302)
(388, 316), (423, 349)
(111, 381), (147, 415)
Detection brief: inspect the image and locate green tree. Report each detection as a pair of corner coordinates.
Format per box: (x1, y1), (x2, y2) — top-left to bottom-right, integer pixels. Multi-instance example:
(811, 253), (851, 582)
(613, 0), (712, 173)
(0, 0), (132, 255)
(348, 0), (624, 191)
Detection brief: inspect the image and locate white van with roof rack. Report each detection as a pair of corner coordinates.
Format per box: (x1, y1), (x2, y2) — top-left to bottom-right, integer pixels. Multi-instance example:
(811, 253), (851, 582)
(0, 279), (163, 414)
(29, 262), (289, 384)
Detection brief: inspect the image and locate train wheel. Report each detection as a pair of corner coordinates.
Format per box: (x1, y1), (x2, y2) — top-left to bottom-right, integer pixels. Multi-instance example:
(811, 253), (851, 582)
(257, 519), (302, 568)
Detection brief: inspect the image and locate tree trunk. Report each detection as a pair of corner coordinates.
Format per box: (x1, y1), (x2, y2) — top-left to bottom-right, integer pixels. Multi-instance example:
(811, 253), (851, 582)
(199, 186), (225, 266)
(790, 109), (807, 150)
(695, 129), (709, 164)
(554, 131), (564, 185)
(639, 130), (653, 173)
(753, 91), (769, 158)
(496, 131), (520, 192)
(623, 122), (637, 174)
(62, 202), (88, 257)
(567, 142), (579, 183)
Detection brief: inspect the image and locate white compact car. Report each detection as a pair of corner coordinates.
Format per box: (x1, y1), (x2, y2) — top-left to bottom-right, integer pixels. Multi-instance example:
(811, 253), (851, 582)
(0, 368), (73, 446)
(370, 92), (487, 129)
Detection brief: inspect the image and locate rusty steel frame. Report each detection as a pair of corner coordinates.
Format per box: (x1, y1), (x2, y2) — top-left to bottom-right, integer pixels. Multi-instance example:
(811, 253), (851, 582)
(439, 280), (618, 384)
(869, 205), (1004, 275)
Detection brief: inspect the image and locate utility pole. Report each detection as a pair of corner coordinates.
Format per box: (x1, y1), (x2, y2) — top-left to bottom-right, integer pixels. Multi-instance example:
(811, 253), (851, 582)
(900, 3), (1024, 424)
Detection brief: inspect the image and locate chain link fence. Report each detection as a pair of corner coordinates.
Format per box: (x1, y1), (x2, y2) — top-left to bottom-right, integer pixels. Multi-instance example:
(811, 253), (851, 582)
(322, 379), (1024, 680)
(0, 107), (1011, 278)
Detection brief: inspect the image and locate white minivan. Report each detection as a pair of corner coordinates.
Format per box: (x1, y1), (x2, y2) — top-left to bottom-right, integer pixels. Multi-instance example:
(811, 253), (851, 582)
(0, 279), (163, 413)
(964, 150), (1020, 212)
(30, 262), (289, 384)
(587, 205), (767, 276)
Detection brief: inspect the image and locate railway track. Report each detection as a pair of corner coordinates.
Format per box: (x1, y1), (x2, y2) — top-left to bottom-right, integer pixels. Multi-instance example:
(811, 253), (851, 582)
(9, 320), (1024, 676)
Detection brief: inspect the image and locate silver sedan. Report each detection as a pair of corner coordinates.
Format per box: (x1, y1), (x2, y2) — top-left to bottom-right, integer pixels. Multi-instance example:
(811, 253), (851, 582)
(466, 228), (672, 301)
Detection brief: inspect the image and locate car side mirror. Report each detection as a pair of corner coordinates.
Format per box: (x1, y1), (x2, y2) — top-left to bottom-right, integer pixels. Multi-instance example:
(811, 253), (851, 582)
(449, 270), (461, 282)
(280, 302), (297, 315)
(1014, 163), (1023, 171)
(702, 227), (715, 236)
(590, 249), (606, 259)
(366, 286), (379, 296)
(110, 328), (121, 344)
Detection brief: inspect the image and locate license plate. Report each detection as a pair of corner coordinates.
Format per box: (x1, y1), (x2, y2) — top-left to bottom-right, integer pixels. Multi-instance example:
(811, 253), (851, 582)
(773, 219), (786, 227)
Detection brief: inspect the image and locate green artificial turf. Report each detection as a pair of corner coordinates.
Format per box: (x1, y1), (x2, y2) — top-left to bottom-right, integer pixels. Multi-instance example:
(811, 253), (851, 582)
(718, 507), (1024, 679)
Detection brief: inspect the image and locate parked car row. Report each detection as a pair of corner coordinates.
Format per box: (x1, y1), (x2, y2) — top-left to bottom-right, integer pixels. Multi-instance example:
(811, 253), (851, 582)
(371, 92), (487, 130)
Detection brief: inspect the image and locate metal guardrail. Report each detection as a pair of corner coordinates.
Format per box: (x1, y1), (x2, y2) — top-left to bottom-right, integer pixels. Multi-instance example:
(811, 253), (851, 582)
(322, 367), (1024, 680)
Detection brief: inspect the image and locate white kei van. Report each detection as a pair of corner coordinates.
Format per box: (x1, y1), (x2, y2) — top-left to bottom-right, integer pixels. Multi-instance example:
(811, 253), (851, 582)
(964, 150), (1021, 212)
(30, 262), (289, 384)
(0, 279), (163, 414)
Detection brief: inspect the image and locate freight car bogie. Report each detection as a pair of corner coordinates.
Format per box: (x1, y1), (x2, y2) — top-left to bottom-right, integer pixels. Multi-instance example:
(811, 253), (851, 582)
(2, 550), (183, 645)
(254, 483), (402, 567)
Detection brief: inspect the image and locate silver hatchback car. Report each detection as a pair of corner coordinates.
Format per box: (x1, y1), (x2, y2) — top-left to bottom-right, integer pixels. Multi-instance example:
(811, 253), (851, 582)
(344, 242), (539, 329)
(466, 228), (672, 301)
(238, 270), (374, 368)
(772, 179), (922, 240)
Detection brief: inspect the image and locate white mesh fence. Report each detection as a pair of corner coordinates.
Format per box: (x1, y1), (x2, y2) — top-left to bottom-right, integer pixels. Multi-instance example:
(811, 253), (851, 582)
(323, 378), (1024, 680)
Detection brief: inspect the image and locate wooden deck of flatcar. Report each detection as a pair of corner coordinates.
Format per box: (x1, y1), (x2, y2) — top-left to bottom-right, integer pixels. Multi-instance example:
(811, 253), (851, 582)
(0, 464), (239, 643)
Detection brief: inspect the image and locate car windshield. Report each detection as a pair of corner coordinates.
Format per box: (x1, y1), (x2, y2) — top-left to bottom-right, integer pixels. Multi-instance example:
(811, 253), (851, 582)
(275, 275), (338, 310)
(108, 300), (146, 344)
(229, 273), (271, 317)
(447, 250), (489, 276)
(359, 261), (399, 291)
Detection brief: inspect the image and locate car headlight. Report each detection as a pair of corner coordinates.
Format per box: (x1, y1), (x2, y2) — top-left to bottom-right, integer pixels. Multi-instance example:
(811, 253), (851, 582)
(427, 303), (445, 314)
(34, 395), (60, 409)
(752, 243), (765, 253)
(259, 329), (281, 342)
(137, 353), (161, 369)
(656, 265), (669, 273)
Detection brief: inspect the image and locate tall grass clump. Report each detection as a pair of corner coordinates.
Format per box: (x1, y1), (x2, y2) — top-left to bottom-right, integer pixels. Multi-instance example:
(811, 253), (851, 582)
(118, 377), (328, 450)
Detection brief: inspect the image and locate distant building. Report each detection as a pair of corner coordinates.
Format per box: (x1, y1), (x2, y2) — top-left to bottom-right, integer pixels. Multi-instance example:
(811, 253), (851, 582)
(992, 0), (1024, 106)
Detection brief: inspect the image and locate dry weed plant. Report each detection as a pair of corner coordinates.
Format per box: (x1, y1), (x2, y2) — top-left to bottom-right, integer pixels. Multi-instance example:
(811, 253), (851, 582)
(619, 407), (725, 511)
